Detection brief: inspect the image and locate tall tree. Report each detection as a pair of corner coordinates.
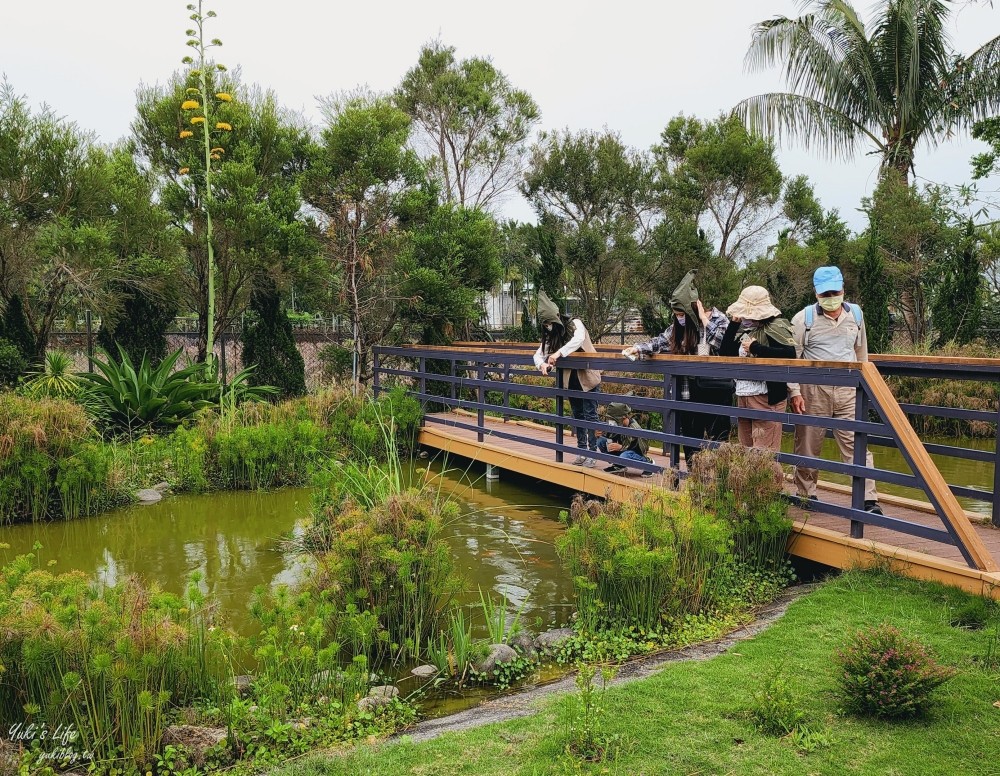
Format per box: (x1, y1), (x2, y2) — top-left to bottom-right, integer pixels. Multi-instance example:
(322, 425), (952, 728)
(396, 40), (540, 210)
(736, 0), (1000, 179)
(302, 92), (422, 389)
(0, 81), (116, 362)
(931, 219), (983, 345)
(654, 114), (785, 266)
(133, 77), (315, 363)
(856, 228), (893, 353)
(523, 129), (655, 336)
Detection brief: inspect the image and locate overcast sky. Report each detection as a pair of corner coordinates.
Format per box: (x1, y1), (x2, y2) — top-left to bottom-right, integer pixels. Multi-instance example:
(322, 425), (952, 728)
(3, 0), (998, 232)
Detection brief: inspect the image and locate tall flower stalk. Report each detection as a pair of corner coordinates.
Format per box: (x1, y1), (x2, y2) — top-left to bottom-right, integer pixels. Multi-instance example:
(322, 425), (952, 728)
(179, 0), (232, 372)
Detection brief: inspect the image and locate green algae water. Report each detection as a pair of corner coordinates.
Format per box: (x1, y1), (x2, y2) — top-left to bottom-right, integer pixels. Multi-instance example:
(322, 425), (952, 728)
(0, 461), (574, 637)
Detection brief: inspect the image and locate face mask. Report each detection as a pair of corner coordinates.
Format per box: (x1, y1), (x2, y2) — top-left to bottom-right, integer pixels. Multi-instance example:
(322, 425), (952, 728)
(544, 323), (553, 332)
(818, 295), (844, 312)
(674, 314), (686, 327)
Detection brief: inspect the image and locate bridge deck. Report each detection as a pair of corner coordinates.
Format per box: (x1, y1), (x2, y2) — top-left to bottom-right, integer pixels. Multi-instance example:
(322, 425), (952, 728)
(421, 411), (1000, 598)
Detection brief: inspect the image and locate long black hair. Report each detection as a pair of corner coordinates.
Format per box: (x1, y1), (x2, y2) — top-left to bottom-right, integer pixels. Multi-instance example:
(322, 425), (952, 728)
(541, 315), (572, 355)
(670, 314), (700, 355)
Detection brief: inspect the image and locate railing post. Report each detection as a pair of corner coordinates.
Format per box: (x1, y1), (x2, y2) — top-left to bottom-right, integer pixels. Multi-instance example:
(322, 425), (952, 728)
(503, 362), (510, 419)
(666, 371), (680, 470)
(419, 357), (426, 400)
(477, 362), (485, 443)
(850, 384), (870, 539)
(372, 349), (381, 398)
(450, 358), (456, 404)
(555, 366), (565, 463)
(993, 403), (1000, 527)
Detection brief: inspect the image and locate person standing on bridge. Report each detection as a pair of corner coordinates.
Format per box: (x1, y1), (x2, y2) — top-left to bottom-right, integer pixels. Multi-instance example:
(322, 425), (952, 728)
(791, 265), (882, 515)
(622, 270), (733, 463)
(534, 292), (602, 467)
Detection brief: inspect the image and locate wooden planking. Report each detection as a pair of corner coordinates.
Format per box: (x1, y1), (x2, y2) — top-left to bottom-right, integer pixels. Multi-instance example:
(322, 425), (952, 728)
(860, 362), (997, 571)
(419, 412), (1000, 598)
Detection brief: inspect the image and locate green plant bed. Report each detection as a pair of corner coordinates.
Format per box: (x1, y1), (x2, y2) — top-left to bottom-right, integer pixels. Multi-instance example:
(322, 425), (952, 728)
(274, 570), (1000, 776)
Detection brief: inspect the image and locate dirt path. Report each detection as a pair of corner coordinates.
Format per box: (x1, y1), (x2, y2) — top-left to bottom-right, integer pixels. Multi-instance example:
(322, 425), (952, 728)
(395, 583), (821, 744)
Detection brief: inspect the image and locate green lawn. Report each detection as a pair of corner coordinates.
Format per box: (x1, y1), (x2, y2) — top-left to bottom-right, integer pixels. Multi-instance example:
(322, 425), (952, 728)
(277, 571), (1000, 776)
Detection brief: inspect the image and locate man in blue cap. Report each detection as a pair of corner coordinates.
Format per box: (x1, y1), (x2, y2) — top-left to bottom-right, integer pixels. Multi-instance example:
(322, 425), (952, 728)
(790, 265), (882, 515)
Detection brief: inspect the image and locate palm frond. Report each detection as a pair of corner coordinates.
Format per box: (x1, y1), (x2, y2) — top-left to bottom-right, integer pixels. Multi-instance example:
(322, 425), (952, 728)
(733, 92), (881, 159)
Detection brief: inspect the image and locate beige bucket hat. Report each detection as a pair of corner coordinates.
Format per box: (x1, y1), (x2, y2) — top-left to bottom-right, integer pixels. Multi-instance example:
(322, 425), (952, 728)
(726, 286), (782, 321)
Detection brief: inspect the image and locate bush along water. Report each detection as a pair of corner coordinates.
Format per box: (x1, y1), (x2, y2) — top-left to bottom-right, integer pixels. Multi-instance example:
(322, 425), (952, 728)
(0, 548), (418, 776)
(554, 444), (794, 663)
(0, 385), (422, 523)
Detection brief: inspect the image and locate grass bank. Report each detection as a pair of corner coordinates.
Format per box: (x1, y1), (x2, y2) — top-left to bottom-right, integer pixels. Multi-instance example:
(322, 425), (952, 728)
(276, 570), (1000, 776)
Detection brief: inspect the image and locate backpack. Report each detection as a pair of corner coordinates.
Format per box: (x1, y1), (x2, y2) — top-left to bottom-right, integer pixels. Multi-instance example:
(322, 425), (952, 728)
(803, 302), (862, 352)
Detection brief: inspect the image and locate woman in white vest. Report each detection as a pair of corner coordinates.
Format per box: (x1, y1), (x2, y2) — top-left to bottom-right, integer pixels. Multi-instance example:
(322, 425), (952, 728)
(533, 292), (602, 467)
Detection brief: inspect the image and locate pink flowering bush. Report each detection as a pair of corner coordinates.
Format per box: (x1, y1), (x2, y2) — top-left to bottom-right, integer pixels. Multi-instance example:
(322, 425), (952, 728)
(835, 624), (957, 718)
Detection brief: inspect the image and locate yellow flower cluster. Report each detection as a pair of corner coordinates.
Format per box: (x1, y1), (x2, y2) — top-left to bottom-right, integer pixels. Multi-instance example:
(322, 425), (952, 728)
(215, 92), (233, 102)
(215, 121), (232, 131)
(179, 130), (194, 139)
(179, 167), (190, 175)
(181, 99), (200, 111)
(191, 116), (205, 125)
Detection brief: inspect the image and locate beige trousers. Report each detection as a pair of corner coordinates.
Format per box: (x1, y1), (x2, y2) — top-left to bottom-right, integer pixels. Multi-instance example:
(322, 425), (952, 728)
(793, 384), (878, 501)
(736, 393), (784, 452)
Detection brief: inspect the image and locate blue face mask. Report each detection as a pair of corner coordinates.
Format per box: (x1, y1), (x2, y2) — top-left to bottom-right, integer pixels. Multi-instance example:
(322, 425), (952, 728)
(675, 314), (686, 327)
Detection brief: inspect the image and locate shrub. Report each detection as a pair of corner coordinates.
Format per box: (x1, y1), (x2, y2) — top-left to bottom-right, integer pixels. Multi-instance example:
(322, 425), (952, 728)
(835, 624), (956, 718)
(213, 417), (325, 489)
(24, 350), (84, 399)
(749, 671), (806, 735)
(687, 443), (792, 568)
(0, 553), (228, 771)
(80, 347), (218, 434)
(241, 281), (306, 398)
(318, 343), (354, 383)
(557, 491), (732, 631)
(0, 337), (27, 388)
(310, 483), (462, 666)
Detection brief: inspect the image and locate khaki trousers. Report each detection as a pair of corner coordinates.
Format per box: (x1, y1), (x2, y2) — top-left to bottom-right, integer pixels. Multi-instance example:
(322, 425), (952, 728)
(793, 384), (877, 501)
(736, 394), (784, 452)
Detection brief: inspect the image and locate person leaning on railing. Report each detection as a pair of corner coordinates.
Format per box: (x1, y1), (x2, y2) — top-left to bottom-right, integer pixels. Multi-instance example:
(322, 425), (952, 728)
(533, 291), (602, 468)
(790, 265), (882, 516)
(622, 270), (733, 464)
(719, 286), (800, 481)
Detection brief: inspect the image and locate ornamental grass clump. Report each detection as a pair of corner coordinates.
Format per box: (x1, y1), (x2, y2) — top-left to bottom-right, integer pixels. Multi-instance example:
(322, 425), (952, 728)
(835, 623), (956, 718)
(687, 442), (792, 568)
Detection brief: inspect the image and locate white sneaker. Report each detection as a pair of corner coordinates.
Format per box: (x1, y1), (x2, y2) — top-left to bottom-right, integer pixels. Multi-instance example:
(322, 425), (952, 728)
(571, 454), (589, 466)
(582, 457), (597, 468)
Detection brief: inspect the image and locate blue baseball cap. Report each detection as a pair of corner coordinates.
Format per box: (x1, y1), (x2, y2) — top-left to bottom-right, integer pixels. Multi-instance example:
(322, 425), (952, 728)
(813, 265), (844, 294)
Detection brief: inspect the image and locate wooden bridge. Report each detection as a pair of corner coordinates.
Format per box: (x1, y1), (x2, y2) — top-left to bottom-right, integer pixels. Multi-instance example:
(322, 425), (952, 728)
(374, 343), (1000, 599)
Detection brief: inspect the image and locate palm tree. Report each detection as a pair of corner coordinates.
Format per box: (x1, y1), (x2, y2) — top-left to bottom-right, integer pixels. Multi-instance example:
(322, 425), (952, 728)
(735, 0), (1000, 181)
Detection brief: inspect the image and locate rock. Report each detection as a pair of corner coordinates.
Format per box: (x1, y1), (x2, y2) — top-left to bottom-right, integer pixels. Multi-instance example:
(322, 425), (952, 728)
(152, 481), (171, 493)
(291, 718), (311, 731)
(411, 664), (439, 679)
(475, 643), (518, 674)
(233, 674), (253, 697)
(161, 726), (227, 765)
(358, 685), (400, 713)
(535, 627), (575, 651)
(136, 488), (163, 504)
(509, 632), (538, 658)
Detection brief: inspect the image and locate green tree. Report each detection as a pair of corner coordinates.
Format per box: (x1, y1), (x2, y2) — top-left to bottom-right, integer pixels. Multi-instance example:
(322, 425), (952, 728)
(524, 129), (655, 336)
(931, 220), (983, 345)
(971, 117), (1000, 178)
(396, 40), (540, 210)
(96, 146), (184, 366)
(398, 193), (503, 345)
(654, 114), (785, 265)
(302, 92), (422, 388)
(856, 228), (893, 353)
(241, 276), (306, 397)
(0, 81), (116, 362)
(133, 77), (315, 364)
(737, 0), (1000, 179)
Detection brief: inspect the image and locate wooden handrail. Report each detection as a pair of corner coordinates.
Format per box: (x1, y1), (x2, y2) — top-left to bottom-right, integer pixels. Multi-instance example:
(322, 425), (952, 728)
(860, 362), (997, 572)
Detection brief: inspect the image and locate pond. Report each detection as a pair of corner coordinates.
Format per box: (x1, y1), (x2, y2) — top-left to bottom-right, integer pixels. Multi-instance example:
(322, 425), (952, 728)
(0, 461), (575, 639)
(782, 434), (996, 515)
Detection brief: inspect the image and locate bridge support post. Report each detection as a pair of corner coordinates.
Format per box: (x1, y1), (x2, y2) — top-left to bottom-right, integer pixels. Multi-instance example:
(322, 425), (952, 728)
(486, 464), (500, 481)
(851, 385), (869, 539)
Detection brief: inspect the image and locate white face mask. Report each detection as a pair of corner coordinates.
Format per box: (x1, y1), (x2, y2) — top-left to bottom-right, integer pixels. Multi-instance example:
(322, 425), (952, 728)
(674, 313), (686, 327)
(818, 295), (844, 312)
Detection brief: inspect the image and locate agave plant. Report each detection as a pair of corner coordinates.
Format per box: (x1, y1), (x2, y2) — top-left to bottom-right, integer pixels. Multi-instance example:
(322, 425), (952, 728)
(24, 351), (83, 399)
(79, 347), (218, 433)
(220, 365), (280, 410)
